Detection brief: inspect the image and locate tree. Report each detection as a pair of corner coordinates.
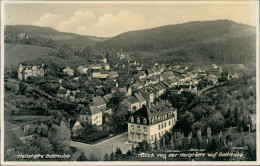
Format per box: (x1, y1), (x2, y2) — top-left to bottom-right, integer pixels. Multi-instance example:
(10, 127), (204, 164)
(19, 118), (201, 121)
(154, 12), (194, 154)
(206, 127), (212, 149)
(207, 112), (224, 134)
(107, 104), (129, 134)
(48, 122), (71, 154)
(126, 149), (132, 156)
(115, 146), (122, 156)
(77, 152), (88, 161)
(104, 153), (110, 161)
(176, 111), (195, 135)
(196, 130), (202, 151)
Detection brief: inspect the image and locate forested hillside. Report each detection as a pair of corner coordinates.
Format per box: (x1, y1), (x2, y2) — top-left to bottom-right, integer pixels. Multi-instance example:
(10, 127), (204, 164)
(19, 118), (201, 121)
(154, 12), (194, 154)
(96, 20), (256, 65)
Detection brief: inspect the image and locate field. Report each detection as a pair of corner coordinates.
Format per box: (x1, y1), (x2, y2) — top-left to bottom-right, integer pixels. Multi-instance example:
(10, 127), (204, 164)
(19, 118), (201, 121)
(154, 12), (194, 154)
(4, 43), (52, 68)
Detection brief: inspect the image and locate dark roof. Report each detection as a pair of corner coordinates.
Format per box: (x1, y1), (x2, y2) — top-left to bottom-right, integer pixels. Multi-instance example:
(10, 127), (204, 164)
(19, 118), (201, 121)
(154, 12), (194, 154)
(92, 96), (106, 106)
(57, 89), (68, 94)
(153, 84), (165, 91)
(80, 107), (91, 115)
(126, 97), (139, 104)
(89, 105), (102, 115)
(134, 92), (146, 103)
(75, 91), (86, 98)
(92, 69), (101, 73)
(103, 93), (113, 103)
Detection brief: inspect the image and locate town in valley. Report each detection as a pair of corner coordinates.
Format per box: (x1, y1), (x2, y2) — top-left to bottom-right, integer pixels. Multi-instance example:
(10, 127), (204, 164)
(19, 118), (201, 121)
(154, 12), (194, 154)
(3, 18), (257, 161)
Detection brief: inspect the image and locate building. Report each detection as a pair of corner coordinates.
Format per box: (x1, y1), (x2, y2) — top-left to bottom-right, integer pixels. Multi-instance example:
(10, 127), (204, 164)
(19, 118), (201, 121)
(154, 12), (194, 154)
(92, 96), (106, 112)
(75, 91), (87, 103)
(145, 69), (154, 77)
(140, 87), (155, 104)
(57, 89), (70, 99)
(62, 67), (74, 76)
(127, 101), (177, 143)
(77, 65), (89, 74)
(18, 63), (45, 81)
(95, 55), (107, 63)
(102, 63), (110, 70)
(122, 97), (140, 113)
(119, 86), (132, 96)
(153, 83), (166, 98)
(108, 71), (119, 78)
(92, 69), (101, 78)
(71, 121), (83, 137)
(134, 92), (147, 108)
(79, 106), (102, 126)
(136, 71), (146, 80)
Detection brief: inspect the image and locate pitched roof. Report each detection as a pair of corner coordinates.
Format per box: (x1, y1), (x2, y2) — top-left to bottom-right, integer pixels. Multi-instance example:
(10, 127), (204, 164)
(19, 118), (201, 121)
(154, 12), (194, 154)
(89, 105), (102, 115)
(134, 92), (146, 103)
(103, 93), (113, 103)
(92, 96), (106, 106)
(92, 69), (101, 73)
(153, 84), (165, 91)
(57, 89), (68, 94)
(131, 101), (175, 119)
(80, 107), (91, 115)
(75, 91), (86, 98)
(126, 96), (139, 104)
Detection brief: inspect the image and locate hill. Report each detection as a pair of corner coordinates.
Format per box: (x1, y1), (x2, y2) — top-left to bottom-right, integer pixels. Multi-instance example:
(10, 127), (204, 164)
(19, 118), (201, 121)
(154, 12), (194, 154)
(5, 25), (108, 49)
(96, 20), (256, 65)
(4, 43), (51, 68)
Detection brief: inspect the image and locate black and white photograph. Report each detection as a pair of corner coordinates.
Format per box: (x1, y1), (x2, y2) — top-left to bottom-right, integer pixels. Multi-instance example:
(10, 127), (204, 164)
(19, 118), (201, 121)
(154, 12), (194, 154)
(1, 0), (259, 165)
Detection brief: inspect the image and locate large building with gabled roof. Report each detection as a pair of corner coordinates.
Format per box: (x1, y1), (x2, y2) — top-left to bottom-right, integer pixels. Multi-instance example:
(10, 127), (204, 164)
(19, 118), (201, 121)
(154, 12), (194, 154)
(127, 100), (177, 143)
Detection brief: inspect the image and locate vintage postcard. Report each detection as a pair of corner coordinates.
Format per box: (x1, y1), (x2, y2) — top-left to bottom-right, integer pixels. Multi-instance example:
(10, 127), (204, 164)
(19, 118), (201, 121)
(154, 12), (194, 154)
(1, 0), (259, 165)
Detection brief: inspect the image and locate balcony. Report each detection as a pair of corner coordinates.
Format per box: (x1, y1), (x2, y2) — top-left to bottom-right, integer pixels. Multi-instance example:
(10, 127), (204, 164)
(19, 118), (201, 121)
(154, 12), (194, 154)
(143, 131), (148, 135)
(130, 129), (135, 133)
(136, 130), (141, 134)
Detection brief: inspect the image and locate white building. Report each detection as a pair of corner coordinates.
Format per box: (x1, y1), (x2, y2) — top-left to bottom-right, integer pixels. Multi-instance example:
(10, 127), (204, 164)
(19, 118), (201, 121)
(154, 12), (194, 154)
(128, 101), (177, 143)
(79, 106), (102, 126)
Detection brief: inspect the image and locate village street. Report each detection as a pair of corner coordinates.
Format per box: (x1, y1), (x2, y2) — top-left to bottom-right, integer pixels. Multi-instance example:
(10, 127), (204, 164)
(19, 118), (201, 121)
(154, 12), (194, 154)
(70, 132), (132, 160)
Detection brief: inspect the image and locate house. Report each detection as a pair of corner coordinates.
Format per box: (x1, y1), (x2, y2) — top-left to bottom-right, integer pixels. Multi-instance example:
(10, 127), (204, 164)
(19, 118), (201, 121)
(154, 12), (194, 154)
(108, 71), (119, 78)
(103, 93), (113, 103)
(151, 68), (161, 76)
(164, 71), (175, 79)
(207, 75), (218, 84)
(57, 89), (70, 99)
(71, 121), (83, 137)
(207, 68), (222, 77)
(79, 106), (102, 126)
(134, 92), (147, 108)
(92, 69), (101, 78)
(119, 86), (132, 96)
(228, 73), (239, 79)
(90, 64), (102, 70)
(136, 71), (146, 80)
(129, 60), (137, 66)
(18, 63), (45, 81)
(122, 97), (140, 113)
(111, 87), (119, 93)
(77, 65), (89, 74)
(145, 69), (154, 77)
(95, 55), (107, 63)
(99, 72), (109, 79)
(141, 87), (155, 104)
(75, 91), (86, 103)
(102, 63), (110, 70)
(127, 101), (177, 143)
(63, 67), (74, 76)
(92, 96), (106, 112)
(68, 92), (75, 101)
(153, 84), (166, 98)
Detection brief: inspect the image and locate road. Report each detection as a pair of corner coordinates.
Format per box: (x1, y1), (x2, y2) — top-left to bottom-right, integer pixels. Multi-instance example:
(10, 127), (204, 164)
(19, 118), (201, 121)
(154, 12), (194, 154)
(70, 132), (132, 160)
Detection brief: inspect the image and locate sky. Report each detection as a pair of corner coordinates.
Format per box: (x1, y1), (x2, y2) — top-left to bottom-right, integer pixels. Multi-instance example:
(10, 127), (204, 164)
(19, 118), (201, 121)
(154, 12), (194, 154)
(3, 1), (258, 37)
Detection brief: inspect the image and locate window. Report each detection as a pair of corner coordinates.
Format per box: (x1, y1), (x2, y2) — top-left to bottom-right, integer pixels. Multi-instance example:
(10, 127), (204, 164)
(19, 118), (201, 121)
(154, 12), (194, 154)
(155, 134), (157, 139)
(159, 132), (161, 138)
(158, 125), (160, 130)
(131, 117), (134, 122)
(152, 118), (154, 124)
(144, 127), (147, 133)
(151, 135), (153, 141)
(143, 118), (147, 124)
(137, 125), (141, 132)
(137, 117), (140, 123)
(169, 121), (171, 126)
(164, 122), (166, 127)
(131, 125), (134, 130)
(161, 124), (163, 129)
(138, 135), (140, 140)
(132, 134), (134, 140)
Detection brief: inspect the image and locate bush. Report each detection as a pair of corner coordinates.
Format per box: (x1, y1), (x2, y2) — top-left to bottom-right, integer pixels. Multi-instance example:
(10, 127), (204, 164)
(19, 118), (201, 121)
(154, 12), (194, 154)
(73, 130), (109, 143)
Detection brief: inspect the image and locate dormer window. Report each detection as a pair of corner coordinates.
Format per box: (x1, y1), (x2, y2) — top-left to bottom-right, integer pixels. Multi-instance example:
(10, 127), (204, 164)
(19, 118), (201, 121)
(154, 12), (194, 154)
(131, 117), (134, 122)
(143, 118), (147, 124)
(137, 117), (140, 123)
(152, 117), (154, 124)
